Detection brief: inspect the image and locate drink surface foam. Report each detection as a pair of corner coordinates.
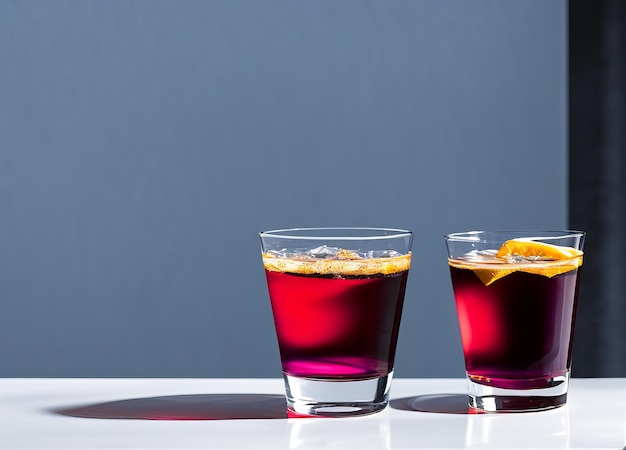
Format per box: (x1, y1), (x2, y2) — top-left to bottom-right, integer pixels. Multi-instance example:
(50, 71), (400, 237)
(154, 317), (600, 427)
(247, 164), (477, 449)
(262, 251), (411, 276)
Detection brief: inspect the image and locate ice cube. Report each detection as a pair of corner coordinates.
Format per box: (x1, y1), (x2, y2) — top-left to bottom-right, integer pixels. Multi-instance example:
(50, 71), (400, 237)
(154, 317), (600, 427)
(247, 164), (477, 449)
(365, 250), (402, 258)
(266, 249), (289, 258)
(459, 249), (504, 263)
(458, 250), (480, 261)
(505, 255), (528, 263)
(309, 245), (340, 258)
(503, 254), (552, 263)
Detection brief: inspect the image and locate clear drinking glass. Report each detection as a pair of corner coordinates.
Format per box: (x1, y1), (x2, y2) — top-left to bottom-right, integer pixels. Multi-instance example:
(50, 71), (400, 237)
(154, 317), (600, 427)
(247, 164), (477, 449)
(260, 227), (413, 417)
(445, 230), (585, 412)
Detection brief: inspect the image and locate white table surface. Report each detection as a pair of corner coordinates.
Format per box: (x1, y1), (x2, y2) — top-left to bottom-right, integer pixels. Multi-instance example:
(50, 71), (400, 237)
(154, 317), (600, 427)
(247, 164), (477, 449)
(1, 378), (625, 449)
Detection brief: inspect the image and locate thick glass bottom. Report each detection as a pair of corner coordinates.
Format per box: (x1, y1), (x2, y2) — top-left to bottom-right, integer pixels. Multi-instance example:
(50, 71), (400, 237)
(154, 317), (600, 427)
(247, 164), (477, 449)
(467, 371), (569, 413)
(283, 372), (393, 417)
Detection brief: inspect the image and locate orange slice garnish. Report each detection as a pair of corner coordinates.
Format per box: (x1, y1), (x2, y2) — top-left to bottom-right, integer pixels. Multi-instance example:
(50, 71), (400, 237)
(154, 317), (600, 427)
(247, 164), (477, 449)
(496, 239), (582, 260)
(472, 267), (515, 286)
(451, 239), (583, 286)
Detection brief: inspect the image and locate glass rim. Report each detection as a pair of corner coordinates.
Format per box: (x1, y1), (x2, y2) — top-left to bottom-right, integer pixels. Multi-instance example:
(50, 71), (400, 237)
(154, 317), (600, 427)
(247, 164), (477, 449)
(259, 227), (413, 241)
(444, 230), (586, 242)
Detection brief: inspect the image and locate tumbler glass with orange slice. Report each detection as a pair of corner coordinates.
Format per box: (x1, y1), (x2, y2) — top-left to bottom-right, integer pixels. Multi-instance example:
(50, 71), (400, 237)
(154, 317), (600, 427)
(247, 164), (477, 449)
(444, 231), (585, 412)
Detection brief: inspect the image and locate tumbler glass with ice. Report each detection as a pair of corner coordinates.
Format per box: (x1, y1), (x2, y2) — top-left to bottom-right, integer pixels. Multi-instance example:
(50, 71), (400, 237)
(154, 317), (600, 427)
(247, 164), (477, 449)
(260, 227), (413, 417)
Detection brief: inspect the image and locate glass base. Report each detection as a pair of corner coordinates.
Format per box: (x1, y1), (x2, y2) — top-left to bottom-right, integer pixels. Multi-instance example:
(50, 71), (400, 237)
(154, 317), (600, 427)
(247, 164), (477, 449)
(283, 372), (393, 417)
(467, 371), (569, 413)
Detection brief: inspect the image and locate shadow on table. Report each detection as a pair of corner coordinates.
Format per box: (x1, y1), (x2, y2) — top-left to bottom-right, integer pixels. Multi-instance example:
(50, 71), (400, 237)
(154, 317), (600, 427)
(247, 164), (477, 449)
(53, 392), (474, 420)
(390, 393), (474, 414)
(53, 393), (289, 420)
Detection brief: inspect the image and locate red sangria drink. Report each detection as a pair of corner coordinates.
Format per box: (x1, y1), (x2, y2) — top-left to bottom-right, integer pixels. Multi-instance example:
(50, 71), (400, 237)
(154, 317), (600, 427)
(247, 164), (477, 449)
(445, 231), (585, 413)
(260, 228), (412, 417)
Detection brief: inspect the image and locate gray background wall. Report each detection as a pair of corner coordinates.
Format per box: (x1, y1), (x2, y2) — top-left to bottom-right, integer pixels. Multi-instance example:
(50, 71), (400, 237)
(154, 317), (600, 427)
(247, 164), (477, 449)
(0, 0), (567, 378)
